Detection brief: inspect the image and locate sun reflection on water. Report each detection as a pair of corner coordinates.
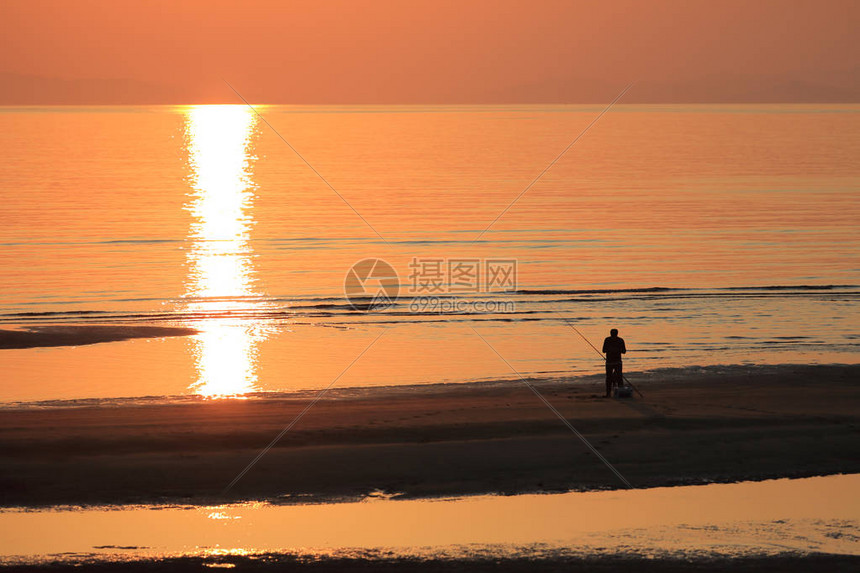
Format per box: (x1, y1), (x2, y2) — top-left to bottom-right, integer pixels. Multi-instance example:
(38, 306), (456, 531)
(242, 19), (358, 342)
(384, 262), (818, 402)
(182, 105), (267, 397)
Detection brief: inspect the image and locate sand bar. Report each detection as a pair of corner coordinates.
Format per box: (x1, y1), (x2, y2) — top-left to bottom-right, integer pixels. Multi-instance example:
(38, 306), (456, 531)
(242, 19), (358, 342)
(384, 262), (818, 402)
(0, 364), (857, 507)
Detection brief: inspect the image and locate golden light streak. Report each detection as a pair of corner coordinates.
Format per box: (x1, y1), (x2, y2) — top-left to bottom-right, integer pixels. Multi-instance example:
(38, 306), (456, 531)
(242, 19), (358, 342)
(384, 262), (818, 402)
(182, 105), (265, 397)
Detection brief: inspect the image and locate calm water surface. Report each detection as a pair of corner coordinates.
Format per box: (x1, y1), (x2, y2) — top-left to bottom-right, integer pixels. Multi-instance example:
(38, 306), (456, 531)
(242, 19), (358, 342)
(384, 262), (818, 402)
(1, 105), (858, 402)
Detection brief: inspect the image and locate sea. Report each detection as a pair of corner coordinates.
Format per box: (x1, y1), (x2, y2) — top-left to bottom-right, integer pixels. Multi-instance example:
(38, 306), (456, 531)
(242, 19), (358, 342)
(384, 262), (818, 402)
(1, 104), (858, 404)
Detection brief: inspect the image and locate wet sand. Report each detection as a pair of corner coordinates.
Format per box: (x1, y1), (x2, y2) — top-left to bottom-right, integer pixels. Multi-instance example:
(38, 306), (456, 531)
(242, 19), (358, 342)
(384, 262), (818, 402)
(0, 364), (858, 507)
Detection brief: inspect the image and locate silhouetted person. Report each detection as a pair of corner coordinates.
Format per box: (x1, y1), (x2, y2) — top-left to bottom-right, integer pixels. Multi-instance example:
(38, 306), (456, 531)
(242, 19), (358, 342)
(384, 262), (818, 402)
(602, 328), (626, 397)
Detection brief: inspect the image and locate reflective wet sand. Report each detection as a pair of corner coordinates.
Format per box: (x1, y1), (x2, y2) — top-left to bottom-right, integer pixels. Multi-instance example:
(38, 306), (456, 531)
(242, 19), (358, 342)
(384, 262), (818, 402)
(1, 475), (857, 564)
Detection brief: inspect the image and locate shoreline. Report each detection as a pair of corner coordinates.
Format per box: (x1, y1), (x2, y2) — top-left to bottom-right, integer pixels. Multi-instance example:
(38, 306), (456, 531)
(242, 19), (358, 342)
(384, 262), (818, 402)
(1, 362), (855, 411)
(0, 363), (858, 508)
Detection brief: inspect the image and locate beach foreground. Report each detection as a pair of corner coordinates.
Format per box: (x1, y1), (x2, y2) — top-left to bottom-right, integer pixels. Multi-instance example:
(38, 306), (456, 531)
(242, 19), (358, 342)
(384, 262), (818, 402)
(0, 364), (857, 507)
(2, 553), (858, 573)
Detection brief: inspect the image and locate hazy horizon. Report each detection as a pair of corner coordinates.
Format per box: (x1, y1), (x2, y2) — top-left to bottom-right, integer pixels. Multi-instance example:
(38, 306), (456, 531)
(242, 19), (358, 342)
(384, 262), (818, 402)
(2, 0), (858, 105)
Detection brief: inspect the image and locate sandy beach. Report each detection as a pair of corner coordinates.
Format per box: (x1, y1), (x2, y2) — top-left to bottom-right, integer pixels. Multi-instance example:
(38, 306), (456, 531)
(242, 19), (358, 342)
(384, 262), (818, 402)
(1, 363), (857, 508)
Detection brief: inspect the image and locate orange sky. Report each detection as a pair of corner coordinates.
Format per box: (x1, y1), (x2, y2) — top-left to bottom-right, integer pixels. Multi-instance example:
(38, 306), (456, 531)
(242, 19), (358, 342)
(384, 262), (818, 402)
(1, 0), (858, 104)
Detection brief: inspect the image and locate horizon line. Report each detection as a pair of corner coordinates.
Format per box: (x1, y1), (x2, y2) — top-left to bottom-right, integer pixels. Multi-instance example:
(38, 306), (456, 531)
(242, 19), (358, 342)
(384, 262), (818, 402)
(2, 101), (860, 107)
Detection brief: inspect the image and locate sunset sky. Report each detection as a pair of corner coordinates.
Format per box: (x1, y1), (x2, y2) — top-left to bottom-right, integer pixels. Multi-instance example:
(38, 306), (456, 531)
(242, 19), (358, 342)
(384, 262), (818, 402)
(1, 0), (859, 104)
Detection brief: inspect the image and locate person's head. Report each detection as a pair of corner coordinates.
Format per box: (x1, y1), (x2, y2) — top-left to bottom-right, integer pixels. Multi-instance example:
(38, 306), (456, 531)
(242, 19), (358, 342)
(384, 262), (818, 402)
(610, 328), (618, 337)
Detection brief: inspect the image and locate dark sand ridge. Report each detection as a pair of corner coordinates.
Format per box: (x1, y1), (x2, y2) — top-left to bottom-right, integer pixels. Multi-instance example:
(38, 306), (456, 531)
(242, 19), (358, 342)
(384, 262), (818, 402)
(0, 326), (198, 349)
(0, 363), (857, 507)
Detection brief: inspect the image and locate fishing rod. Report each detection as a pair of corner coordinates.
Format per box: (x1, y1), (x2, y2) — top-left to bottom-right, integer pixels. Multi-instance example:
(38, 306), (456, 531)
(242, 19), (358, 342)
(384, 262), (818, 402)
(562, 319), (645, 399)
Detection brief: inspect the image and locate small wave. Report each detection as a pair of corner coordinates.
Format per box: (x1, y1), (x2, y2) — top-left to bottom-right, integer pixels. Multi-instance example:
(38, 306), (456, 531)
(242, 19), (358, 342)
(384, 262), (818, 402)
(517, 285), (858, 296)
(0, 310), (111, 317)
(2, 285), (857, 327)
(725, 284), (857, 291)
(516, 287), (680, 295)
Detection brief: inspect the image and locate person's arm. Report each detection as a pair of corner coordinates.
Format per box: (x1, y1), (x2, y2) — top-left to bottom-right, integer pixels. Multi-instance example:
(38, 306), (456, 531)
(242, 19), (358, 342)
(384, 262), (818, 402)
(621, 339), (627, 354)
(602, 338), (608, 354)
